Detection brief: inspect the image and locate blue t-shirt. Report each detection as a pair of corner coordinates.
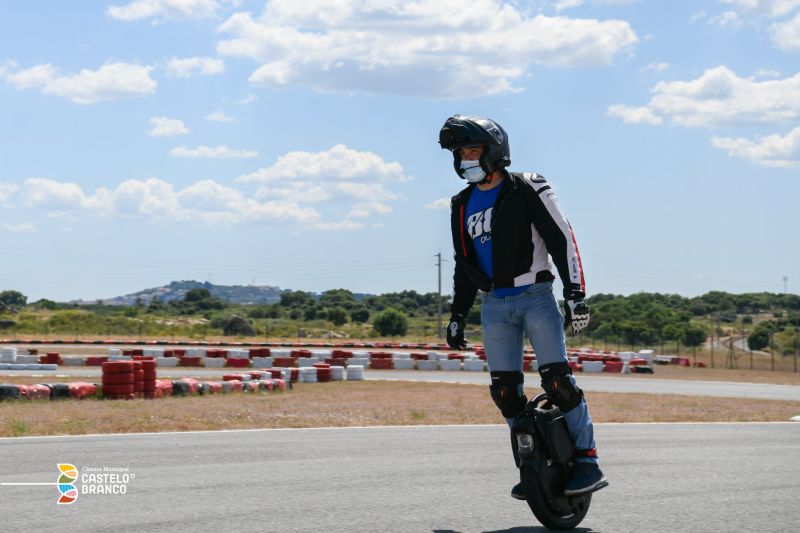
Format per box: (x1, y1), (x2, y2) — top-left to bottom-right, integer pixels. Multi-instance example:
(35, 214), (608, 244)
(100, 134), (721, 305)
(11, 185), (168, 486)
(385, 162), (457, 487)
(465, 181), (529, 297)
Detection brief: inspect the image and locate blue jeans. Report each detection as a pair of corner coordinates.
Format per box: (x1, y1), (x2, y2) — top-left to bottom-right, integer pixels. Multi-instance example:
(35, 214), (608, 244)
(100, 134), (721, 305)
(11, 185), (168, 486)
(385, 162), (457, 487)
(480, 282), (598, 461)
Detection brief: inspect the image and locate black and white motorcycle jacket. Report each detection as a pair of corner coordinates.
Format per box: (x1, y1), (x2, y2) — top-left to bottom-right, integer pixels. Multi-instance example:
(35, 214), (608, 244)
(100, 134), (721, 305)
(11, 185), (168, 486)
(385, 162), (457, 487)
(449, 171), (586, 317)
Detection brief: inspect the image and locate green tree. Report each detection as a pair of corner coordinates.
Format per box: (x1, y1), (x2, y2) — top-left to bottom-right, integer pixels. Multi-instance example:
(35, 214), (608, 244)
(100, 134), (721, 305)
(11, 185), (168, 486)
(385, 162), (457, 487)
(349, 307), (370, 323)
(327, 307), (348, 326)
(319, 289), (356, 309)
(279, 290), (313, 307)
(0, 290), (27, 307)
(748, 329), (769, 351)
(681, 323), (707, 349)
(373, 307), (409, 337)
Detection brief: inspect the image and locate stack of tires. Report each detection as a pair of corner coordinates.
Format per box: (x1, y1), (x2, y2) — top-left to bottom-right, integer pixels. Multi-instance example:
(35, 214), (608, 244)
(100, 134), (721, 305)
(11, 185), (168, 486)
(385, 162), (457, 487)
(102, 361), (135, 400)
(141, 360), (157, 399)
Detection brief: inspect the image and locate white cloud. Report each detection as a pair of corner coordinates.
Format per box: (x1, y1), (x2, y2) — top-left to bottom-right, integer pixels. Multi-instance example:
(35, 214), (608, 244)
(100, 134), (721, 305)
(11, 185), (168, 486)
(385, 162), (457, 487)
(771, 12), (800, 50)
(425, 197), (452, 210)
(0, 182), (19, 206)
(216, 0), (637, 98)
(236, 144), (411, 183)
(719, 0), (800, 18)
(711, 126), (800, 167)
(606, 104), (663, 125)
(754, 68), (782, 77)
(238, 93), (257, 104)
(610, 66), (800, 128)
(709, 10), (743, 26)
(554, 0), (584, 11)
(205, 110), (235, 122)
(639, 62), (669, 73)
(690, 11), (708, 22)
(5, 62), (156, 104)
(108, 0), (231, 22)
(167, 56), (225, 78)
(16, 177), (321, 226)
(148, 116), (190, 137)
(2, 222), (37, 233)
(170, 145), (257, 158)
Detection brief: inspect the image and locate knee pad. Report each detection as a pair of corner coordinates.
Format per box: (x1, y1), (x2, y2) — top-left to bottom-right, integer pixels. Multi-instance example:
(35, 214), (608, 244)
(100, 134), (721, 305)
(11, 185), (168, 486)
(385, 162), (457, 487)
(538, 361), (584, 413)
(489, 371), (527, 419)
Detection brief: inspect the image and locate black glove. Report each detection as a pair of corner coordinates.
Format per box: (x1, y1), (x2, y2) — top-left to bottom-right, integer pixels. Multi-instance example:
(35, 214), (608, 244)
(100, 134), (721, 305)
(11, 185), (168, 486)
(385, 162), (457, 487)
(446, 314), (467, 350)
(563, 293), (590, 335)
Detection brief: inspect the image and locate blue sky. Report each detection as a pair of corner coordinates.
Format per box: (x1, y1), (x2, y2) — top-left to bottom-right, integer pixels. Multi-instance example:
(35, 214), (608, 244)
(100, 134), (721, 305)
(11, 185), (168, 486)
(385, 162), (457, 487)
(1, 0), (799, 302)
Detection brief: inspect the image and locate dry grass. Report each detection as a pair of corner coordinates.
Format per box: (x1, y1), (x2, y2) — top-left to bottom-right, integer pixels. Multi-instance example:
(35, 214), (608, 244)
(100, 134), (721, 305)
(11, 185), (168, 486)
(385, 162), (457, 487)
(1, 381), (798, 438)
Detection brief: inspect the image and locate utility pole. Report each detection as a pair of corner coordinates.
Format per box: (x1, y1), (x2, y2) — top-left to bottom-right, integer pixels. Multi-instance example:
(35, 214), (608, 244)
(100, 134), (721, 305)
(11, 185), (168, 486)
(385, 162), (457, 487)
(783, 276), (788, 293)
(435, 252), (443, 339)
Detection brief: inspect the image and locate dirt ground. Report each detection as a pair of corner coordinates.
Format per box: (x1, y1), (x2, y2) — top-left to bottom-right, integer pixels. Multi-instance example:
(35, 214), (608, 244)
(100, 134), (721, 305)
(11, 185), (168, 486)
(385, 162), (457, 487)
(1, 380), (798, 438)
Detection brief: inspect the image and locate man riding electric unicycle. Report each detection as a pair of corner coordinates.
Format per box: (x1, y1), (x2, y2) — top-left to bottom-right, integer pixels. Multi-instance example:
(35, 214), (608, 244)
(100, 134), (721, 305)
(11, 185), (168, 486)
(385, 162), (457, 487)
(439, 115), (608, 526)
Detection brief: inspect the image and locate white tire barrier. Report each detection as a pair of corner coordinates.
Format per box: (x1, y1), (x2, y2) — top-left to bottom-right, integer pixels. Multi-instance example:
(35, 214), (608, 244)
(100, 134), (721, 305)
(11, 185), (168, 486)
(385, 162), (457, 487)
(311, 350), (332, 358)
(203, 357), (226, 368)
(299, 367), (318, 383)
(108, 355), (132, 361)
(352, 350), (370, 358)
(391, 352), (411, 360)
(155, 357), (179, 367)
(108, 348), (121, 357)
(252, 357), (274, 368)
(8, 364), (26, 370)
(638, 350), (654, 364)
(463, 359), (485, 372)
(271, 349), (290, 357)
(530, 359), (539, 372)
(62, 357), (85, 366)
(297, 358), (316, 367)
(330, 366), (345, 381)
(426, 351), (440, 361)
(348, 357), (370, 368)
(439, 360), (462, 371)
(40, 364), (58, 370)
(393, 358), (415, 370)
(583, 361), (605, 373)
(346, 365), (364, 381)
(417, 360), (438, 370)
(16, 355), (38, 364)
(1, 347), (18, 363)
(143, 348), (164, 357)
(227, 349), (250, 359)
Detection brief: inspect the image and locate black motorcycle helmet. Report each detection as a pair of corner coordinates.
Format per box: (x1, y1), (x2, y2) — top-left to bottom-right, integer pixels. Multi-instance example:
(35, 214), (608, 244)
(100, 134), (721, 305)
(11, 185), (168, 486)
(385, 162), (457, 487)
(438, 114), (510, 180)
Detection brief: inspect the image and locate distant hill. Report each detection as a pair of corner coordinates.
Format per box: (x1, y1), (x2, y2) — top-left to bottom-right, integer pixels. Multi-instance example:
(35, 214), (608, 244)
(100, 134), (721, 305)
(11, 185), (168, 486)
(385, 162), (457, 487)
(96, 280), (283, 306)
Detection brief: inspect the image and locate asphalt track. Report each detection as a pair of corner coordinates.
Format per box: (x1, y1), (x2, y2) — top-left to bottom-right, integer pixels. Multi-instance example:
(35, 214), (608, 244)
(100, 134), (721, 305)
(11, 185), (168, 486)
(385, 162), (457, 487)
(1, 423), (799, 532)
(4, 367), (800, 401)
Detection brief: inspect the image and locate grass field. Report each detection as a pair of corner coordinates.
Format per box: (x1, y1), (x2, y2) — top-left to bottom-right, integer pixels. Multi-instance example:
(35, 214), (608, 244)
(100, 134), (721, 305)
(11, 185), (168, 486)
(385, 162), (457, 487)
(2, 381), (799, 438)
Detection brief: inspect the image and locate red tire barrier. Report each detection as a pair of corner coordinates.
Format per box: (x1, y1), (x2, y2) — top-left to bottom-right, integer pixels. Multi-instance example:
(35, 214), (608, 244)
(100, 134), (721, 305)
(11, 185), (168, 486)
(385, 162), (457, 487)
(156, 380), (173, 395)
(102, 373), (134, 385)
(102, 361), (135, 373)
(19, 384), (51, 400)
(68, 382), (97, 399)
(604, 361), (624, 373)
(103, 384), (135, 395)
(227, 380), (243, 392)
(410, 353), (428, 361)
(142, 370), (157, 381)
(269, 369), (283, 379)
(226, 358), (250, 368)
(85, 356), (109, 366)
(523, 360), (532, 372)
(273, 357), (295, 367)
(568, 361), (583, 372)
(447, 354), (465, 361)
(179, 356), (202, 367)
(370, 359), (393, 370)
(325, 358), (346, 366)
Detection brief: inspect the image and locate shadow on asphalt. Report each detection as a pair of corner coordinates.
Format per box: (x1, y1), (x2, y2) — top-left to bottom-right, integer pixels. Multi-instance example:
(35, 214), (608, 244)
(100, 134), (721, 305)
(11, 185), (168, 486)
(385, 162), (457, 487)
(431, 526), (597, 533)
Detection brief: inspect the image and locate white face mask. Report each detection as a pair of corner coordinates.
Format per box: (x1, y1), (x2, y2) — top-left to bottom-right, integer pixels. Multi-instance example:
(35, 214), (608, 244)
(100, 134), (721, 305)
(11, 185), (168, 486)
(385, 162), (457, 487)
(460, 159), (486, 183)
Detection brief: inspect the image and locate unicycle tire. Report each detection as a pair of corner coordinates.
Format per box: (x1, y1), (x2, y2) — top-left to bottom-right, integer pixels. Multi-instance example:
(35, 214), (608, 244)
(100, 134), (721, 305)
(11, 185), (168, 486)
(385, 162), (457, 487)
(521, 465), (591, 530)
